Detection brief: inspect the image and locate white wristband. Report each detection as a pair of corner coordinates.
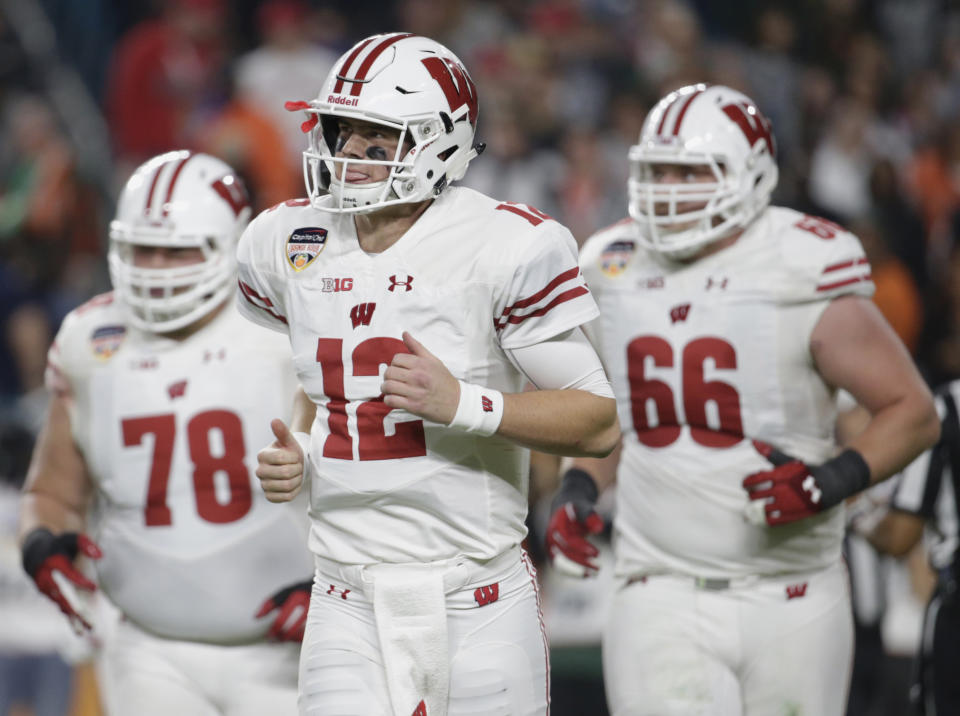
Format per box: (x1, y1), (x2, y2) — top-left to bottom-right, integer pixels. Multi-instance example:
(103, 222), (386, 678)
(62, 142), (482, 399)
(448, 380), (504, 437)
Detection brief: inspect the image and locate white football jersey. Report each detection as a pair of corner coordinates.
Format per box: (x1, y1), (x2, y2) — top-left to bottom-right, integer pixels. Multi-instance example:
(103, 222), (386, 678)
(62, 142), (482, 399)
(46, 295), (312, 643)
(236, 186), (598, 565)
(579, 207), (874, 578)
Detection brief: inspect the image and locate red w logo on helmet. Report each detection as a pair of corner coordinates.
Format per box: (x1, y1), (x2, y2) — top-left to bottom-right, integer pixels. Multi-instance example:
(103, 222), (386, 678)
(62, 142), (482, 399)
(421, 57), (479, 126)
(721, 101), (775, 157)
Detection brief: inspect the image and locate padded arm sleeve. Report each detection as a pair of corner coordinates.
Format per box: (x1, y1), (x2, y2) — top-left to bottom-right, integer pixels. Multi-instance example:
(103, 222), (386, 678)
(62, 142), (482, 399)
(506, 327), (614, 398)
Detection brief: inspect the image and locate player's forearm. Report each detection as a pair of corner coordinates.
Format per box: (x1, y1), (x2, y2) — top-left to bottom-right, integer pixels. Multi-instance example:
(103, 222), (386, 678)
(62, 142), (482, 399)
(18, 490), (87, 545)
(290, 386), (317, 434)
(865, 510), (924, 557)
(498, 390), (619, 457)
(847, 392), (940, 485)
(570, 441), (621, 491)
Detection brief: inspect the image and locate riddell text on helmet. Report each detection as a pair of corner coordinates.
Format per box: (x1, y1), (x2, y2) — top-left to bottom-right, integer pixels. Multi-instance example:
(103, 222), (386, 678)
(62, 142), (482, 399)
(327, 95), (360, 107)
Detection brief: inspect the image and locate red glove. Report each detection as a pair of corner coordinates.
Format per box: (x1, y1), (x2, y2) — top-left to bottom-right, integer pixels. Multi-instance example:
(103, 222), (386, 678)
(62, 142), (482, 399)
(743, 440), (871, 526)
(545, 469), (605, 578)
(255, 580), (313, 641)
(21, 528), (102, 631)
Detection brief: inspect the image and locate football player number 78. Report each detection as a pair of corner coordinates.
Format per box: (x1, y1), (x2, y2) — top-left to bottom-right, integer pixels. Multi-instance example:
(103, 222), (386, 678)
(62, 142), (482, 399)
(122, 410), (253, 526)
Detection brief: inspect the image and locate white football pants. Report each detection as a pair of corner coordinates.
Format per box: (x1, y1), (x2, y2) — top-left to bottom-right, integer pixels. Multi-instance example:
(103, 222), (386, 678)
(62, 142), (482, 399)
(603, 561), (853, 716)
(298, 548), (549, 716)
(97, 616), (300, 716)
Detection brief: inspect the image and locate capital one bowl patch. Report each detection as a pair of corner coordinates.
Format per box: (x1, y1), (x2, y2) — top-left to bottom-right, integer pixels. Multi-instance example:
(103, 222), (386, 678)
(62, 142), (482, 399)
(601, 239), (636, 277)
(91, 325), (126, 360)
(287, 227), (328, 272)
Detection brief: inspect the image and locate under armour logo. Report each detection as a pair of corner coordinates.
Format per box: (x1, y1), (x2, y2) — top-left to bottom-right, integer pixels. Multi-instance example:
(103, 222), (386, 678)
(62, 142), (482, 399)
(167, 380), (187, 400)
(350, 302), (376, 328)
(481, 396), (493, 412)
(388, 274), (414, 292)
(326, 584), (351, 600)
(786, 582), (808, 600)
(801, 475), (822, 504)
(669, 303), (691, 323)
(474, 583), (499, 607)
(411, 701), (428, 716)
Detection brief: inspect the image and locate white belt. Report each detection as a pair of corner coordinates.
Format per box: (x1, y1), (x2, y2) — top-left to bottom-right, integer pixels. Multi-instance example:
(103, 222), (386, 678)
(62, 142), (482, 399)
(312, 545), (522, 598)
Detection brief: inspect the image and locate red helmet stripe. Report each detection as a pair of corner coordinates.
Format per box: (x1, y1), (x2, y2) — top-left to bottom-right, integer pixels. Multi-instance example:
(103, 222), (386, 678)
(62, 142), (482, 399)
(160, 154), (194, 217)
(655, 95), (681, 135)
(670, 89), (704, 136)
(143, 162), (166, 216)
(332, 36), (377, 94)
(348, 33), (414, 96)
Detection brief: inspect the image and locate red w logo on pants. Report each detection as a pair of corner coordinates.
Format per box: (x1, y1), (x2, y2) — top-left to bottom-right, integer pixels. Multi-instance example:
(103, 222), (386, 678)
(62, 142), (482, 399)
(411, 700), (427, 716)
(474, 583), (499, 607)
(786, 582), (808, 600)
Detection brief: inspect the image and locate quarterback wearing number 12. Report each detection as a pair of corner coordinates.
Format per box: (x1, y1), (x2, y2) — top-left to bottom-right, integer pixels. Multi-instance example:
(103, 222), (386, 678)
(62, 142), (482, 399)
(544, 83), (940, 715)
(237, 32), (619, 716)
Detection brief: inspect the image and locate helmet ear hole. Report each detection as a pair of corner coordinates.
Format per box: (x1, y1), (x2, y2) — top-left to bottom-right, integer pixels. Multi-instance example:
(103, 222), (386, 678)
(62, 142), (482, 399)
(437, 145), (459, 161)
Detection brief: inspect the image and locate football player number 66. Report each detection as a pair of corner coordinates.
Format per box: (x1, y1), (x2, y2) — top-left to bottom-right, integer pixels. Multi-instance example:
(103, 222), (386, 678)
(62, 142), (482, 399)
(628, 335), (744, 448)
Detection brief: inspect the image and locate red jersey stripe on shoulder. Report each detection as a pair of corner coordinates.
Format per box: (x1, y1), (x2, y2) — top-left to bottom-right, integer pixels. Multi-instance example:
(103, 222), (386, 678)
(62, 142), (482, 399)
(75, 291), (116, 315)
(495, 286), (589, 331)
(498, 267), (581, 316)
(238, 280), (288, 324)
(822, 257), (869, 274)
(816, 273), (872, 292)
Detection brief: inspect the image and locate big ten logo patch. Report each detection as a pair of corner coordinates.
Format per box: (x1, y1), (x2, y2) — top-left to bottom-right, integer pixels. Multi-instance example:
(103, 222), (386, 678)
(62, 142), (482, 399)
(321, 277), (354, 292)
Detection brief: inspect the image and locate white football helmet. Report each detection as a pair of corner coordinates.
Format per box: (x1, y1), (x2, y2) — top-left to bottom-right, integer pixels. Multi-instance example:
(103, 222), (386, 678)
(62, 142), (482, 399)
(628, 84), (778, 258)
(108, 151), (251, 333)
(289, 32), (483, 213)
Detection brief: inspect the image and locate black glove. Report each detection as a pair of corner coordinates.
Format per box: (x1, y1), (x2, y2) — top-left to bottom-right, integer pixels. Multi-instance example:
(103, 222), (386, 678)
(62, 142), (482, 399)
(545, 469), (605, 577)
(743, 440), (870, 526)
(22, 527), (102, 630)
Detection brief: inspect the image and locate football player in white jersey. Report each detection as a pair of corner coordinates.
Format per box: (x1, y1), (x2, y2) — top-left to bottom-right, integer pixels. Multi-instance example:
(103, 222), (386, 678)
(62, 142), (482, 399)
(237, 32), (619, 716)
(544, 84), (941, 715)
(18, 151), (315, 716)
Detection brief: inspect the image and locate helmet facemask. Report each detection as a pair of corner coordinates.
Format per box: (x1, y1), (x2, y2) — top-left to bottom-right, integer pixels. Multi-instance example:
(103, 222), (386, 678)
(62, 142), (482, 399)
(293, 33), (482, 214)
(108, 220), (242, 333)
(107, 151), (251, 334)
(629, 84), (779, 259)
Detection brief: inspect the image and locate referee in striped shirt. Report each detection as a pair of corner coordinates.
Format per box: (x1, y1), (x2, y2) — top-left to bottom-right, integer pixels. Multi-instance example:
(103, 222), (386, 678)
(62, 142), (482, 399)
(863, 382), (960, 715)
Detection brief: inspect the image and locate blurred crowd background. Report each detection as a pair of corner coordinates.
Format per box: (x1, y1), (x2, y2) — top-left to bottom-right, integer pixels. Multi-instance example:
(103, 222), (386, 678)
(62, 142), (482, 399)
(1, 0), (958, 714)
